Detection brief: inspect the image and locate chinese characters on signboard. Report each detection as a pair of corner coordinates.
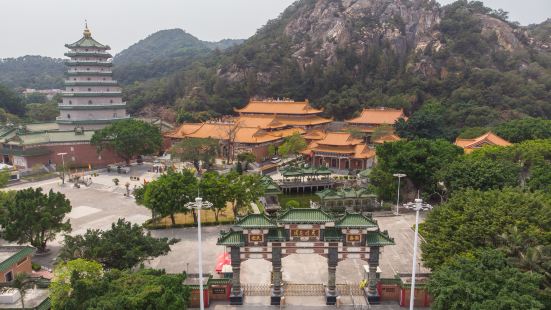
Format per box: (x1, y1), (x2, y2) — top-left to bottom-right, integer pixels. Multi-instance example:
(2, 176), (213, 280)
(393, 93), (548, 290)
(347, 234), (361, 242)
(290, 229), (320, 238)
(249, 234), (263, 242)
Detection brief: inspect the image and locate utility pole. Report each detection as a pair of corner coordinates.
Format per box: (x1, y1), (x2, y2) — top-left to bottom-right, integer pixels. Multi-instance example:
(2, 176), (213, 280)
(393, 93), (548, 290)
(57, 152), (68, 185)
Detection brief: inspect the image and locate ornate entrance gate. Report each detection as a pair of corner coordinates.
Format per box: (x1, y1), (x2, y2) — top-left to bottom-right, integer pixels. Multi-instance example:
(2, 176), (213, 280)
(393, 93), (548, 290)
(217, 209), (394, 305)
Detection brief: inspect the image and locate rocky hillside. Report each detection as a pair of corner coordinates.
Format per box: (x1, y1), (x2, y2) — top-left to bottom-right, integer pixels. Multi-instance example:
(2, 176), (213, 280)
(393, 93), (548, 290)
(125, 0), (550, 133)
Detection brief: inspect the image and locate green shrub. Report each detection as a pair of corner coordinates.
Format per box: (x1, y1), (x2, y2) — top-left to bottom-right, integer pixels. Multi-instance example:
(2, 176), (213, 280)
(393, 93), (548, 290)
(285, 200), (300, 209)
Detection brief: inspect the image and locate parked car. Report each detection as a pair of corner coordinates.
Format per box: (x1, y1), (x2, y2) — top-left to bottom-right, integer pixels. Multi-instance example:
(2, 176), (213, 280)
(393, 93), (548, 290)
(271, 157), (281, 164)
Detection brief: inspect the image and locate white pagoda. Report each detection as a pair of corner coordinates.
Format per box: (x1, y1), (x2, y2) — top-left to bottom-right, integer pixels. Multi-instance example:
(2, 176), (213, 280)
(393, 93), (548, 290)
(58, 24), (128, 130)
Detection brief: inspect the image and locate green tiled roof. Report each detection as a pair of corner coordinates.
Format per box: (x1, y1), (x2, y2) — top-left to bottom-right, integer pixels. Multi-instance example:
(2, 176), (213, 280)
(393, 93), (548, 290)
(65, 61), (113, 67)
(57, 117), (129, 125)
(267, 228), (286, 241)
(281, 165), (332, 177)
(62, 92), (121, 97)
(65, 51), (112, 58)
(35, 297), (51, 310)
(324, 228), (343, 241)
(0, 246), (35, 272)
(64, 81), (118, 86)
(336, 213), (378, 228)
(316, 187), (376, 200)
(277, 208), (334, 224)
(25, 122), (59, 132)
(235, 214), (276, 228)
(7, 130), (95, 146)
(66, 71), (113, 76)
(208, 277), (232, 285)
(217, 230), (244, 246)
(366, 231), (395, 246)
(59, 104), (126, 110)
(65, 36), (110, 50)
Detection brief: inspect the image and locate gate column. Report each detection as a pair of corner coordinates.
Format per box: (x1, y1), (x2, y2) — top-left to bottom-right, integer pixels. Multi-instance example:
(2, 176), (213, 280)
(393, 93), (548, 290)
(326, 246), (338, 305)
(229, 246), (243, 305)
(271, 246), (283, 305)
(367, 246), (381, 304)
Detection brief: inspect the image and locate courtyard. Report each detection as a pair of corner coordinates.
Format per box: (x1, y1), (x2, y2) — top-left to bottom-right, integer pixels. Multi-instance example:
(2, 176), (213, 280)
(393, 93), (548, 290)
(3, 164), (428, 307)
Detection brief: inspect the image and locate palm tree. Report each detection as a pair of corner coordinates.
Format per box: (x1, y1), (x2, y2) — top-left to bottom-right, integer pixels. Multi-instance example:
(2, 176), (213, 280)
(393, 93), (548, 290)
(1, 273), (32, 309)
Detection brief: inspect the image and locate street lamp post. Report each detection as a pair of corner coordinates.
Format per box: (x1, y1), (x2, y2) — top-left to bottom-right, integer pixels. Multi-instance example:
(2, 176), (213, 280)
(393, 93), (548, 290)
(184, 197), (212, 310)
(393, 173), (406, 215)
(57, 152), (67, 185)
(403, 197), (432, 310)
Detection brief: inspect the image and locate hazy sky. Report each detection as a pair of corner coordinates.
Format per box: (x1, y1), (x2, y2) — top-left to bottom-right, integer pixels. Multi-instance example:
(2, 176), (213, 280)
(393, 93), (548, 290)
(0, 0), (549, 58)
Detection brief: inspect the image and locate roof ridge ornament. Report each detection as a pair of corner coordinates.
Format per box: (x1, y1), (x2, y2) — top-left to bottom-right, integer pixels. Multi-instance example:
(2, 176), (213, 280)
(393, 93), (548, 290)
(83, 20), (92, 38)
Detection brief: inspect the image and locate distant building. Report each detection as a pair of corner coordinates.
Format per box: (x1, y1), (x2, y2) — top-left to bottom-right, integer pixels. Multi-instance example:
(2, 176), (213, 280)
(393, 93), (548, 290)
(166, 99), (332, 161)
(302, 132), (376, 170)
(1, 24), (126, 170)
(58, 24), (128, 131)
(345, 108), (407, 142)
(454, 132), (512, 153)
(0, 246), (34, 282)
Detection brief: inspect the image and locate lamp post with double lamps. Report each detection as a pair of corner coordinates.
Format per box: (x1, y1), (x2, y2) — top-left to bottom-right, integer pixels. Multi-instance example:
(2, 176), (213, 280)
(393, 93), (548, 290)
(392, 173), (406, 215)
(184, 197), (212, 310)
(403, 197), (432, 310)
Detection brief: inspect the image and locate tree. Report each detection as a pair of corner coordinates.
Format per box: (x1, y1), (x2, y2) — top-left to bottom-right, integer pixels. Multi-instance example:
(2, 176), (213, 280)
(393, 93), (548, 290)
(170, 138), (218, 174)
(370, 139), (463, 200)
(439, 155), (520, 194)
(371, 125), (394, 140)
(394, 102), (453, 140)
(268, 145), (276, 157)
(91, 119), (162, 165)
(25, 102), (59, 122)
(143, 169), (197, 225)
(199, 172), (229, 223)
(226, 172), (265, 218)
(278, 132), (307, 157)
(494, 118), (551, 143)
(51, 266), (189, 310)
(0, 84), (25, 116)
(421, 188), (551, 270)
(50, 259), (103, 310)
(0, 168), (10, 188)
(428, 249), (544, 310)
(1, 188), (71, 252)
(58, 219), (177, 270)
(1, 272), (33, 310)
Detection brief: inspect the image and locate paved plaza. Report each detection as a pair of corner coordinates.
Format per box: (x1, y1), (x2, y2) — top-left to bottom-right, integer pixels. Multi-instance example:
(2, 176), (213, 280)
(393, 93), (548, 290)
(3, 165), (429, 307)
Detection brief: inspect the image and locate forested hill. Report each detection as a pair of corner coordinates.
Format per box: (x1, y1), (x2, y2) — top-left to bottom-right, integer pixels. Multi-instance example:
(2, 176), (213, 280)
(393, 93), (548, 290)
(112, 29), (243, 84)
(0, 29), (244, 89)
(124, 0), (551, 136)
(0, 56), (65, 89)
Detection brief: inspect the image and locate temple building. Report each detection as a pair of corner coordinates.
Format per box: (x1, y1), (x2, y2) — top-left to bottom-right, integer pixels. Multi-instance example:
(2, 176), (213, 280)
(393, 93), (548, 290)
(58, 24), (128, 130)
(166, 99), (332, 161)
(1, 25), (125, 170)
(345, 108), (407, 141)
(234, 99), (332, 129)
(454, 131), (512, 153)
(165, 121), (304, 162)
(302, 132), (375, 171)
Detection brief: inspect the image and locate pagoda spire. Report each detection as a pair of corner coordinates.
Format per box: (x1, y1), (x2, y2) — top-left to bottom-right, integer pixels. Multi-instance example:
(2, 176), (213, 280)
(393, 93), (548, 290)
(83, 20), (91, 38)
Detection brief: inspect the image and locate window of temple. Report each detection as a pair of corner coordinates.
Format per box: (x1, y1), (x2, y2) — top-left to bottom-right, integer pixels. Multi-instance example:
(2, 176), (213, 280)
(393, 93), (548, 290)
(67, 114), (71, 119)
(69, 100), (72, 105)
(88, 100), (92, 104)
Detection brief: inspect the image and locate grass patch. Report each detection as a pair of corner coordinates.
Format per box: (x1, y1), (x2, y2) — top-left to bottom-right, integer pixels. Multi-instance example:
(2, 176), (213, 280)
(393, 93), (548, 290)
(155, 202), (235, 226)
(278, 193), (321, 208)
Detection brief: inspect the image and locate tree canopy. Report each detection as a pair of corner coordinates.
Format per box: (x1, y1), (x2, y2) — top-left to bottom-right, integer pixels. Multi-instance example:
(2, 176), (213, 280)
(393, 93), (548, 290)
(226, 172), (265, 218)
(51, 264), (189, 310)
(91, 119), (162, 164)
(428, 249), (544, 310)
(1, 188), (71, 252)
(142, 169), (198, 225)
(50, 259), (104, 310)
(58, 219), (177, 269)
(170, 138), (218, 173)
(278, 132), (307, 157)
(369, 139), (463, 200)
